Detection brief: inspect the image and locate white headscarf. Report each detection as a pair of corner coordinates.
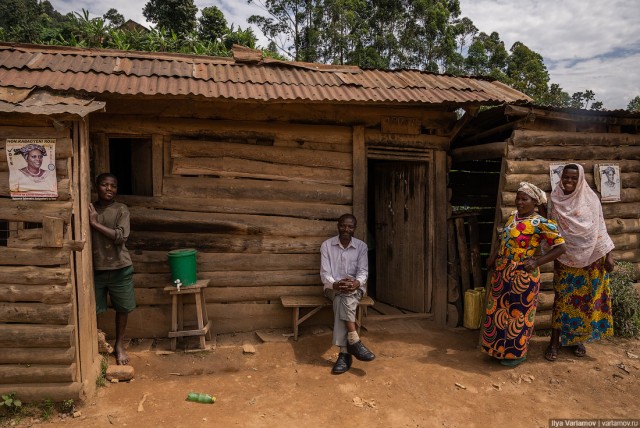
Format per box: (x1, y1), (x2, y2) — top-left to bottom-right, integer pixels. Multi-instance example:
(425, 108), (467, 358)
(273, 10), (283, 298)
(549, 164), (614, 267)
(518, 182), (547, 205)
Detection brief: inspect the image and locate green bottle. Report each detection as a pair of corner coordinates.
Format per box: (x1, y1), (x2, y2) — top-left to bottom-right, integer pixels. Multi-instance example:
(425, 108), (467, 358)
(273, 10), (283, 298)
(186, 392), (216, 404)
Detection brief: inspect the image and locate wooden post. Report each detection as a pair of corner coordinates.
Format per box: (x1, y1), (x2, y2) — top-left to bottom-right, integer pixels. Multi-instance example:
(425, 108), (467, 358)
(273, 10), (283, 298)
(352, 126), (366, 240)
(432, 150), (448, 326)
(152, 134), (163, 197)
(75, 120), (100, 399)
(455, 217), (471, 294)
(468, 215), (483, 288)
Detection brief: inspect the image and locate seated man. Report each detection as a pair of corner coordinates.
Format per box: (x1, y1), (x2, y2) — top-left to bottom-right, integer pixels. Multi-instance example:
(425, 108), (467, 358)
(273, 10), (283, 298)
(320, 214), (375, 375)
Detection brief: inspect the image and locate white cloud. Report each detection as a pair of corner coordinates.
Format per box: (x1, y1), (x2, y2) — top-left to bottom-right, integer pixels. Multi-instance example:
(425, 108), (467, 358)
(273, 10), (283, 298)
(458, 0), (640, 109)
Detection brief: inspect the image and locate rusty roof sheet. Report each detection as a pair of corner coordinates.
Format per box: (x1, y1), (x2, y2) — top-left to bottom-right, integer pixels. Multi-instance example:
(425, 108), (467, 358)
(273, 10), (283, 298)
(0, 86), (105, 116)
(0, 43), (532, 106)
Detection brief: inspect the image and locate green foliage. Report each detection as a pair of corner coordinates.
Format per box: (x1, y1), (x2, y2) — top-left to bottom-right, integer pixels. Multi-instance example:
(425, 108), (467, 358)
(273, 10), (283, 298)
(198, 6), (228, 42)
(0, 393), (22, 414)
(627, 95), (640, 113)
(103, 8), (125, 28)
(610, 262), (640, 338)
(60, 399), (75, 415)
(143, 0), (198, 35)
(96, 353), (109, 388)
(39, 399), (54, 421)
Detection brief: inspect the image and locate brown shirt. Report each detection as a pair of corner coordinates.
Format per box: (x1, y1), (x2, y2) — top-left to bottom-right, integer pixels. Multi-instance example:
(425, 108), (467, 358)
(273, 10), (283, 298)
(91, 201), (132, 270)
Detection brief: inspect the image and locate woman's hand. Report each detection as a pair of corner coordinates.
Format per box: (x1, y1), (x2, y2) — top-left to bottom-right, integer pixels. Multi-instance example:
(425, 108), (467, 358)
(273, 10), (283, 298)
(523, 258), (538, 273)
(604, 253), (615, 272)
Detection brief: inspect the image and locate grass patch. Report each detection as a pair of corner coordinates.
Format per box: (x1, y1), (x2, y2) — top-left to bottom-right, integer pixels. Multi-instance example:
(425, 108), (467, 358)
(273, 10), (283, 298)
(610, 262), (640, 338)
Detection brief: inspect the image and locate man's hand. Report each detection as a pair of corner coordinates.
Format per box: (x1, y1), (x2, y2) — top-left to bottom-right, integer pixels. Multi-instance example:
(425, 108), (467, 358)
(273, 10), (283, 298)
(333, 278), (360, 293)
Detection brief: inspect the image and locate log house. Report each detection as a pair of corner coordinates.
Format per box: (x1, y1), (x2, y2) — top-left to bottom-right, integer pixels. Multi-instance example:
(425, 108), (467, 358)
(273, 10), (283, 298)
(0, 43), (530, 401)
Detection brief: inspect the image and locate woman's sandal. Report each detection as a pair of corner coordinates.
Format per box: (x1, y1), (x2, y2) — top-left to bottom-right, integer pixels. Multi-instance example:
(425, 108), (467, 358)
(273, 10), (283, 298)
(544, 345), (558, 362)
(573, 343), (586, 357)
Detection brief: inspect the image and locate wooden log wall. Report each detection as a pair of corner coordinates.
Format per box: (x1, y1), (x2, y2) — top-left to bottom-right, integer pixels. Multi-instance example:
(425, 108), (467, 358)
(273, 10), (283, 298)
(90, 104), (456, 336)
(0, 116), (81, 401)
(91, 115), (353, 337)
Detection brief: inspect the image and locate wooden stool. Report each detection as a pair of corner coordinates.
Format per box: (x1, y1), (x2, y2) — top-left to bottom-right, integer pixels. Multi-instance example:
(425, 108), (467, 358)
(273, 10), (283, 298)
(163, 279), (211, 351)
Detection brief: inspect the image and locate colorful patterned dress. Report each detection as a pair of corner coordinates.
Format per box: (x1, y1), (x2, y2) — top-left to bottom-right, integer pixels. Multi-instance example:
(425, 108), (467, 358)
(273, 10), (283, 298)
(552, 258), (613, 345)
(481, 212), (565, 360)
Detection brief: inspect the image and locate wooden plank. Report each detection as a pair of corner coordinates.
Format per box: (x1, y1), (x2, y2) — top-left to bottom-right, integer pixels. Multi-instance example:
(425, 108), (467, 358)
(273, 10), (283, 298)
(0, 177), (71, 200)
(128, 231), (325, 253)
(90, 132), (110, 178)
(512, 129), (640, 147)
(42, 216), (64, 248)
(171, 157), (352, 185)
(0, 267), (69, 284)
(505, 105), (640, 126)
(131, 251), (320, 273)
(162, 176), (352, 205)
(352, 126), (366, 241)
(0, 347), (76, 365)
(134, 270), (321, 288)
(0, 247), (69, 265)
(281, 295), (373, 307)
(433, 150), (448, 326)
(0, 383), (82, 403)
(0, 365), (76, 384)
(152, 134), (163, 196)
(0, 199), (72, 223)
(76, 120), (100, 392)
(505, 158), (640, 174)
(128, 207), (336, 237)
(381, 116), (421, 135)
(0, 284), (72, 304)
(0, 125), (69, 139)
(118, 194), (348, 220)
(171, 139), (352, 170)
(468, 216), (483, 288)
(98, 303), (292, 337)
(454, 217), (471, 294)
(509, 145), (640, 160)
(0, 302), (72, 324)
(0, 137), (73, 161)
(136, 285), (324, 305)
(605, 218), (640, 234)
(451, 141), (507, 162)
(0, 324), (74, 347)
(365, 129), (449, 150)
(503, 187), (640, 204)
(372, 300), (404, 315)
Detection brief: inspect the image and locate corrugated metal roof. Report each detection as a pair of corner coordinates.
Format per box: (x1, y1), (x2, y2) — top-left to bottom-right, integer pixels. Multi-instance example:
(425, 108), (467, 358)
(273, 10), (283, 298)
(0, 86), (105, 116)
(0, 43), (532, 105)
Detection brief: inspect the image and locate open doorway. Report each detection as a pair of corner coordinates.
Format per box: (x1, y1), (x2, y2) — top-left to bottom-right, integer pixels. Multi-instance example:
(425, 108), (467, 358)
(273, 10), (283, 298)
(367, 160), (430, 313)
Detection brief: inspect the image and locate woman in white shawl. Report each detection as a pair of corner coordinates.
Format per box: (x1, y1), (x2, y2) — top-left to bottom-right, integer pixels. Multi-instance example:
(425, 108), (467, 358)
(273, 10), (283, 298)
(545, 164), (615, 361)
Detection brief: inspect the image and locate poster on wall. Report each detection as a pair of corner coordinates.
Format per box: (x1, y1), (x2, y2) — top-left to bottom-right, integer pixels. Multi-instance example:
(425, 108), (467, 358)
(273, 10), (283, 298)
(549, 163), (566, 191)
(6, 139), (58, 200)
(594, 163), (621, 202)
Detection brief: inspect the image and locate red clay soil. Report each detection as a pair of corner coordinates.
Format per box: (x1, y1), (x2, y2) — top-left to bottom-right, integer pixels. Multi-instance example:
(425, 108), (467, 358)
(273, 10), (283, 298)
(10, 319), (640, 427)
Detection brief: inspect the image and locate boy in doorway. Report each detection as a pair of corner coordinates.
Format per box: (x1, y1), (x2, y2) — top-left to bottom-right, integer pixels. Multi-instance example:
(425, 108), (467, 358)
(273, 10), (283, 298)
(89, 173), (135, 365)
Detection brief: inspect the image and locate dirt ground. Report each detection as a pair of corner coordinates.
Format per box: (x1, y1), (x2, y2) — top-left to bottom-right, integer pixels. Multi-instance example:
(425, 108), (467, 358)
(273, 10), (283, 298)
(7, 318), (640, 428)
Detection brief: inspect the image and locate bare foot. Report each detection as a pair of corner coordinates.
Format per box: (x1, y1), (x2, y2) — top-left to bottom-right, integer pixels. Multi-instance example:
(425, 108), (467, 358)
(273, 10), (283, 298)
(113, 343), (130, 365)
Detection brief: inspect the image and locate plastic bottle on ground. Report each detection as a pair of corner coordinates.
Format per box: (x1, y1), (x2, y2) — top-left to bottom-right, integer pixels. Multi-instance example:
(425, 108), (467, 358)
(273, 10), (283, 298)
(186, 392), (216, 404)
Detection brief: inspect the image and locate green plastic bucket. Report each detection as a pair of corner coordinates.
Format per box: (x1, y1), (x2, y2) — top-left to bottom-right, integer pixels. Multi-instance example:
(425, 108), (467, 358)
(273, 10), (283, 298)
(167, 248), (197, 286)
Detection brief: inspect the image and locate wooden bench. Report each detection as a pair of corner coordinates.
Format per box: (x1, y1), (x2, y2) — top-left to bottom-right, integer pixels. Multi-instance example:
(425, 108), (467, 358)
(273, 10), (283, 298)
(280, 295), (374, 341)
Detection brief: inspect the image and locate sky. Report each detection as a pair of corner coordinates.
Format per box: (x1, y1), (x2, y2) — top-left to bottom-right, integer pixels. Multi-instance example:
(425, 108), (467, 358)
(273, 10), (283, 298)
(48, 0), (640, 110)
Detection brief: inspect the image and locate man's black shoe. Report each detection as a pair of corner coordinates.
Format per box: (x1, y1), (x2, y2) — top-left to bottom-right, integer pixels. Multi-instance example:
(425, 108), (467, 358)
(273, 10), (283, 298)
(347, 340), (375, 361)
(331, 352), (352, 374)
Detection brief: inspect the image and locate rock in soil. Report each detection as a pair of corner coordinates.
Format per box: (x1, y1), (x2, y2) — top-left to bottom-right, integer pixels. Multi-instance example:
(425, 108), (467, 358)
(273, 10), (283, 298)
(106, 365), (135, 381)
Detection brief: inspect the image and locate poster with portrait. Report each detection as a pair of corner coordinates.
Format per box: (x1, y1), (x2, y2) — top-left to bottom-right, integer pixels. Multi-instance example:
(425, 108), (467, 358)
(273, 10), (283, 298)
(6, 139), (58, 200)
(549, 163), (565, 191)
(594, 163), (621, 202)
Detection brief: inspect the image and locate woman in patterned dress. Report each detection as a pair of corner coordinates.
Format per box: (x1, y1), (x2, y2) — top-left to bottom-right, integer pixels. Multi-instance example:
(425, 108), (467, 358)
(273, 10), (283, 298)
(544, 164), (615, 361)
(482, 182), (566, 366)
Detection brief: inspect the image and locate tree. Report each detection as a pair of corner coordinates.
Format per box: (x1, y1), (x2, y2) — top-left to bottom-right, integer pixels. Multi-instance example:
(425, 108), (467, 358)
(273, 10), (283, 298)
(0, 0), (49, 42)
(143, 0), (198, 35)
(103, 8), (125, 28)
(248, 0), (319, 61)
(505, 41), (550, 102)
(569, 89), (604, 110)
(198, 6), (228, 41)
(627, 96), (640, 113)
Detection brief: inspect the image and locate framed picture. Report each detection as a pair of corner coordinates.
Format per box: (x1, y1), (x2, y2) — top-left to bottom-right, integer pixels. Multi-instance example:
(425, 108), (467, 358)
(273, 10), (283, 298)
(549, 163), (565, 191)
(595, 163), (621, 202)
(6, 139), (58, 200)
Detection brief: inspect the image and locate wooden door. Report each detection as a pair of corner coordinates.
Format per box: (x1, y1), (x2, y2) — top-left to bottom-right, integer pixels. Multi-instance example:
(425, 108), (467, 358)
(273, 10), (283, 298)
(373, 161), (428, 312)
